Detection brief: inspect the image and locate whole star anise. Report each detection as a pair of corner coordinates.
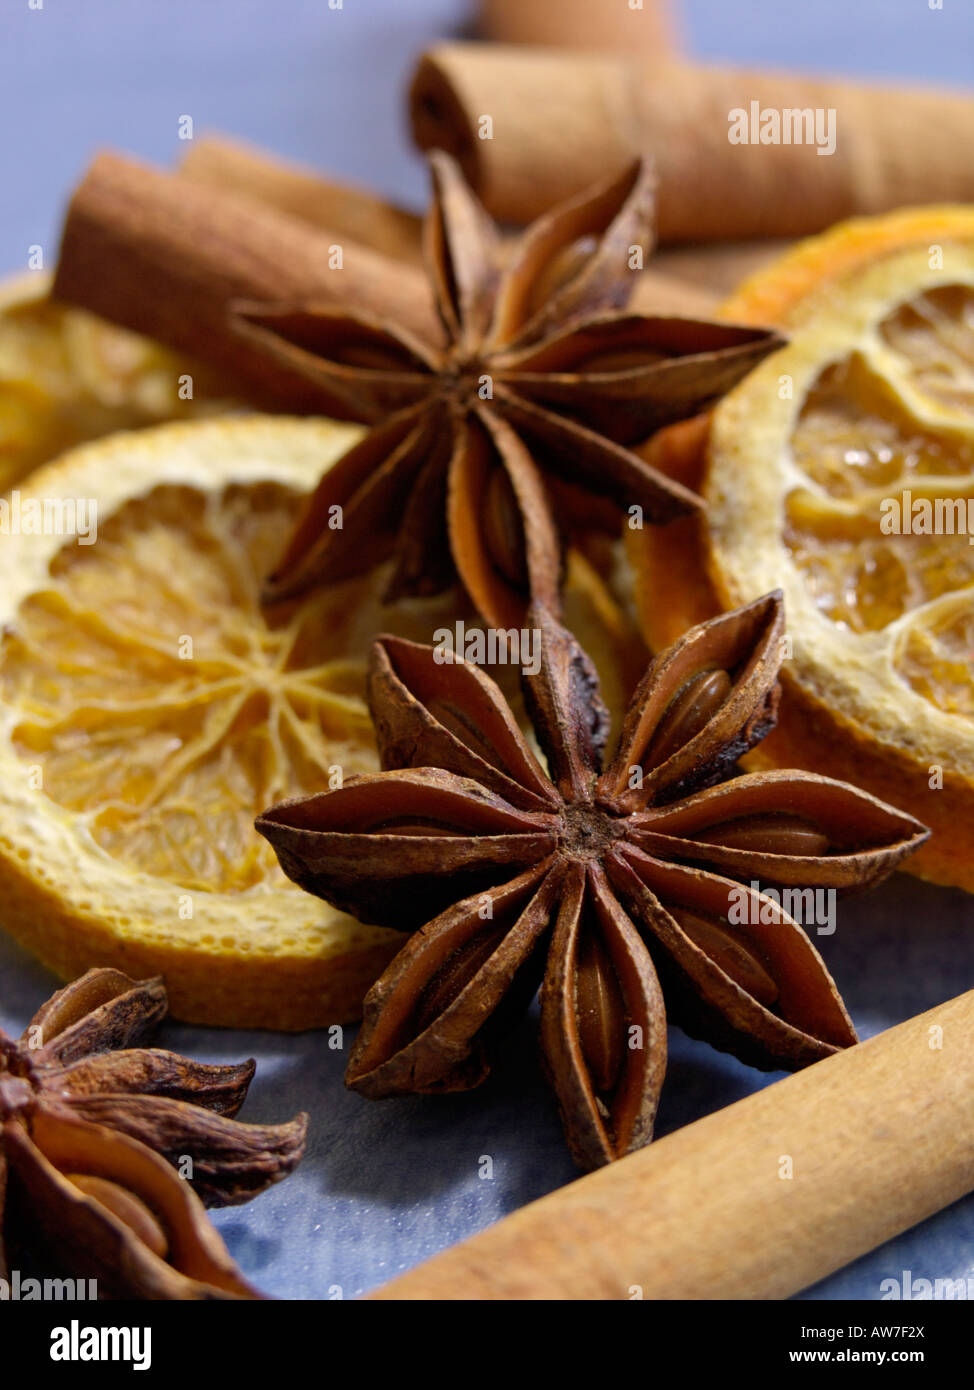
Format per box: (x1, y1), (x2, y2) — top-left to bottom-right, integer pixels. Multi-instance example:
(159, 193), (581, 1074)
(0, 968), (307, 1299)
(256, 595), (927, 1171)
(233, 155), (783, 626)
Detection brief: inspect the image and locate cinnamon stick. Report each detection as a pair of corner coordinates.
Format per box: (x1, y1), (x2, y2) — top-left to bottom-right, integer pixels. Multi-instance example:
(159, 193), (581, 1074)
(179, 139), (749, 315)
(54, 148), (726, 399)
(180, 136), (424, 266)
(183, 138), (723, 317)
(629, 267), (719, 319)
(411, 44), (974, 241)
(372, 987), (974, 1298)
(179, 139), (726, 315)
(652, 239), (794, 299)
(479, 0), (676, 56)
(52, 153), (439, 413)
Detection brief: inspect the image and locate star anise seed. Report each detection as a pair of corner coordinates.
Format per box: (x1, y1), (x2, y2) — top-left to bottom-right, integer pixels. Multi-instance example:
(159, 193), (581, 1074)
(0, 968), (308, 1299)
(257, 595), (928, 1171)
(232, 154), (784, 626)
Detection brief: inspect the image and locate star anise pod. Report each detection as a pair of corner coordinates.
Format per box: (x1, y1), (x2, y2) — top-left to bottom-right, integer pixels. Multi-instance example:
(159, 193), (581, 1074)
(0, 968), (308, 1299)
(233, 154), (783, 626)
(257, 595), (927, 1171)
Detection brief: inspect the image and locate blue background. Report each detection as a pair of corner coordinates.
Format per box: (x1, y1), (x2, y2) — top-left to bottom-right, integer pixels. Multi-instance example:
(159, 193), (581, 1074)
(2, 0), (974, 271)
(2, 0), (974, 1301)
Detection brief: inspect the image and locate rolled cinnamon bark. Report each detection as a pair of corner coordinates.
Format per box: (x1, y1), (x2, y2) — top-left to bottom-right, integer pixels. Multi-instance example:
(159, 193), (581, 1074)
(372, 987), (974, 1298)
(53, 153), (439, 413)
(180, 138), (727, 315)
(480, 0), (676, 56)
(629, 267), (719, 319)
(180, 137), (719, 315)
(411, 44), (974, 241)
(180, 136), (424, 265)
(177, 140), (764, 311)
(653, 239), (794, 298)
(54, 147), (727, 394)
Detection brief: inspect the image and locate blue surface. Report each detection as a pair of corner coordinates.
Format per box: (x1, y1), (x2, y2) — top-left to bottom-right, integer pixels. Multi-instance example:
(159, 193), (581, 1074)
(2, 0), (974, 1300)
(2, 0), (974, 272)
(3, 876), (974, 1300)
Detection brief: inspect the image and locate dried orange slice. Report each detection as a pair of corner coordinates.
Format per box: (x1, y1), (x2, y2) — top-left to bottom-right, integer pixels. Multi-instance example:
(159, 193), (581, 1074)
(0, 408), (645, 1029)
(631, 207), (974, 890)
(0, 273), (238, 487)
(0, 417), (419, 1027)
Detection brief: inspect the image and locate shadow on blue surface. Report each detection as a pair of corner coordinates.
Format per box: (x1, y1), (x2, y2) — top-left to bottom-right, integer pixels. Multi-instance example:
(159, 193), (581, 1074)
(2, 870), (972, 1298)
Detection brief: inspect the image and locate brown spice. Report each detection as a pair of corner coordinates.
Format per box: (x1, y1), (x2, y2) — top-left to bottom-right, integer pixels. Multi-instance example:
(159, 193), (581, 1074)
(180, 135), (425, 265)
(52, 153), (438, 414)
(230, 154), (782, 627)
(257, 595), (927, 1171)
(410, 43), (974, 239)
(0, 969), (307, 1298)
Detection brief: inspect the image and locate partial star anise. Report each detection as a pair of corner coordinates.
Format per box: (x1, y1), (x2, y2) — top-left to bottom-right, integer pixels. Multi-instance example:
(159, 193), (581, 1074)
(257, 595), (927, 1171)
(0, 968), (307, 1299)
(233, 154), (783, 626)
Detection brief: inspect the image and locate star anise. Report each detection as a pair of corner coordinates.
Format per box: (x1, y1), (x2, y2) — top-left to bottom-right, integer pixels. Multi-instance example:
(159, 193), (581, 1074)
(233, 154), (783, 626)
(0, 968), (308, 1299)
(256, 595), (927, 1171)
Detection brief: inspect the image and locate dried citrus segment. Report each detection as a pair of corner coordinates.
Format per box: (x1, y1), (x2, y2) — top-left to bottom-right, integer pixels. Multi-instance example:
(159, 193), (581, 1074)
(632, 207), (974, 890)
(784, 482), (974, 636)
(791, 354), (974, 498)
(877, 284), (974, 413)
(708, 242), (974, 748)
(0, 274), (234, 487)
(0, 418), (472, 1028)
(892, 596), (974, 717)
(0, 428), (646, 1029)
(2, 481), (386, 893)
